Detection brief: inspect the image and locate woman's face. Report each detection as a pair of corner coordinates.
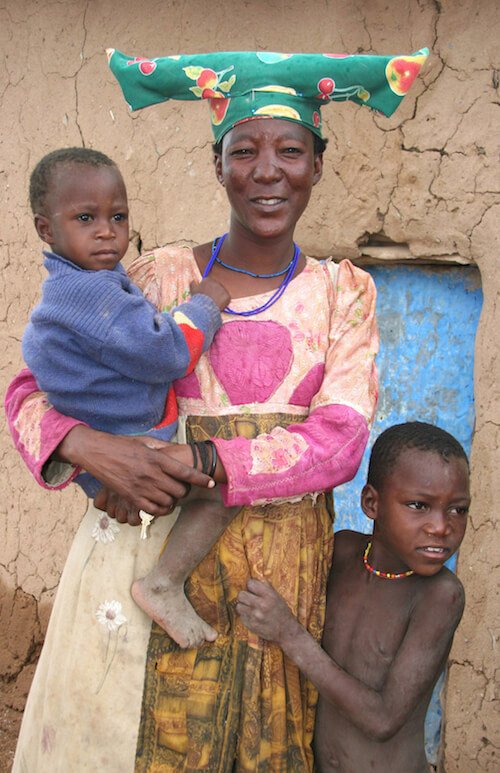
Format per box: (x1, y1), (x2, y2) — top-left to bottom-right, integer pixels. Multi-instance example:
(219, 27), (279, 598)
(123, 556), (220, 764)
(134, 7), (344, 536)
(214, 119), (323, 242)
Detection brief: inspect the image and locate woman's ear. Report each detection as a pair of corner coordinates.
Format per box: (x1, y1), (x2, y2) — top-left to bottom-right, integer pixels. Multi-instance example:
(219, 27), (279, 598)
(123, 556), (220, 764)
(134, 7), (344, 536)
(214, 154), (225, 186)
(361, 483), (379, 523)
(312, 153), (323, 186)
(34, 214), (54, 245)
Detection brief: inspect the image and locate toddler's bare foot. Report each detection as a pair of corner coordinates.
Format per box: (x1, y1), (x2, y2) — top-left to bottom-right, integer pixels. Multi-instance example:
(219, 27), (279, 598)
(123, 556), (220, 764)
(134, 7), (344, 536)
(131, 574), (218, 649)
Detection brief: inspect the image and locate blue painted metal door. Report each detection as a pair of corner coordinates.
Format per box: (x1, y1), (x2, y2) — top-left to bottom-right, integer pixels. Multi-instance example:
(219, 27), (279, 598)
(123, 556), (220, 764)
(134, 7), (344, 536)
(333, 264), (483, 764)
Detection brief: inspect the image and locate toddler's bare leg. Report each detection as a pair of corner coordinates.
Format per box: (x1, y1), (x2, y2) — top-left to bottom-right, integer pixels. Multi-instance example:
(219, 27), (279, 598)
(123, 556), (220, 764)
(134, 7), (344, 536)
(132, 488), (240, 648)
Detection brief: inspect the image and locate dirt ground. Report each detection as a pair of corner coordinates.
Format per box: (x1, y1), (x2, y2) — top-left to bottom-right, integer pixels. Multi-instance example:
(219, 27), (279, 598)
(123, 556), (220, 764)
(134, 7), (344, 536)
(0, 702), (21, 772)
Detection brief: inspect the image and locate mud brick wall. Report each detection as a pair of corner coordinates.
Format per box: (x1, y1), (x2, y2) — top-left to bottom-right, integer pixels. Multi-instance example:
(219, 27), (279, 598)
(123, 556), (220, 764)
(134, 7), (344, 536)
(1, 1), (498, 769)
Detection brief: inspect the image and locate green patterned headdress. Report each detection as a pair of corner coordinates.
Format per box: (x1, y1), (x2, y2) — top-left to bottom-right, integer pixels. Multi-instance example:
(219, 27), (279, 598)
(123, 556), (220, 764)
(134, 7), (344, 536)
(107, 48), (429, 143)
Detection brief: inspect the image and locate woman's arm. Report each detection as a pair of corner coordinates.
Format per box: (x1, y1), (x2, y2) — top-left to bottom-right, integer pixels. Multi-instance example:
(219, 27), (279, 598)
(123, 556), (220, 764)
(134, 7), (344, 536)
(4, 368), (85, 489)
(213, 261), (378, 505)
(237, 577), (464, 741)
(4, 369), (215, 513)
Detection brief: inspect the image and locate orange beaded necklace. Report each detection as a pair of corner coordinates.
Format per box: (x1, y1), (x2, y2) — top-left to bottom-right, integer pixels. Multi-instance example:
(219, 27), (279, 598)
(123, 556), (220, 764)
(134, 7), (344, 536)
(363, 540), (415, 580)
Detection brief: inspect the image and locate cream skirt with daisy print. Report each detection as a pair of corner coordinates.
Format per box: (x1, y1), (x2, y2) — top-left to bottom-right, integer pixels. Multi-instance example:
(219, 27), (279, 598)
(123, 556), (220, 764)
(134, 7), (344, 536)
(13, 500), (178, 773)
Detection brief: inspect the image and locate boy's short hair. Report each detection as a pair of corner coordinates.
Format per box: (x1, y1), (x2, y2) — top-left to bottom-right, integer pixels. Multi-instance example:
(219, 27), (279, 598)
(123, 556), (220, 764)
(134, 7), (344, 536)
(30, 147), (117, 214)
(367, 421), (469, 491)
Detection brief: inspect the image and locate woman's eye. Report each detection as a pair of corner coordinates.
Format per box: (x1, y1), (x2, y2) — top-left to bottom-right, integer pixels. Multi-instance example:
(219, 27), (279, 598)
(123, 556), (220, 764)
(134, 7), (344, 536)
(231, 148), (252, 156)
(283, 147), (301, 154)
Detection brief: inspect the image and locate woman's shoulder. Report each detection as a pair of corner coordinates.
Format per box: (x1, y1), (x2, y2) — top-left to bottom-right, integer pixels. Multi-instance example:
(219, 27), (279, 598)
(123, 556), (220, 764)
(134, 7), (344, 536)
(127, 244), (200, 309)
(304, 256), (375, 297)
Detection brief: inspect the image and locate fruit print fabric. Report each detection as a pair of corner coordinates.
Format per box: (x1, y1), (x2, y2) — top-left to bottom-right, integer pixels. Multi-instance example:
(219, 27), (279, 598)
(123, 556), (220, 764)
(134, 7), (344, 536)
(107, 48), (429, 141)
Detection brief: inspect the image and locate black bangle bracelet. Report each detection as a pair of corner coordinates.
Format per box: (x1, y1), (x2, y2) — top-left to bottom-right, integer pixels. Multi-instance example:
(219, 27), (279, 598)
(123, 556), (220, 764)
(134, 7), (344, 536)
(196, 440), (210, 475)
(205, 440), (217, 478)
(189, 442), (199, 470)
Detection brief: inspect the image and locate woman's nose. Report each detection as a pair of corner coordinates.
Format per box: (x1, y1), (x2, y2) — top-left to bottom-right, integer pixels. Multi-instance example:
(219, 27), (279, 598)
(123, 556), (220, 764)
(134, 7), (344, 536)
(252, 152), (282, 182)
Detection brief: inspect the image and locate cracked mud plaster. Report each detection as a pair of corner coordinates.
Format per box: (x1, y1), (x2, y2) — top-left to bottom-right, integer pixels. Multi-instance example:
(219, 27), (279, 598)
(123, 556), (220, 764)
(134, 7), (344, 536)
(0, 0), (499, 769)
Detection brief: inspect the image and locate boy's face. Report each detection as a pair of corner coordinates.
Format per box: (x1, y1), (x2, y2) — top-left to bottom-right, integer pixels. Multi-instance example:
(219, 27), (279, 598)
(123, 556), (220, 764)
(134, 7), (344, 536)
(35, 164), (129, 271)
(362, 448), (470, 576)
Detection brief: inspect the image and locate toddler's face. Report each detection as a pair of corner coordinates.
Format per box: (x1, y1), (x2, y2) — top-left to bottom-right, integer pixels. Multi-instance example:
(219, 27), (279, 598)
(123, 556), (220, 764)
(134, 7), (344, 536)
(36, 163), (129, 271)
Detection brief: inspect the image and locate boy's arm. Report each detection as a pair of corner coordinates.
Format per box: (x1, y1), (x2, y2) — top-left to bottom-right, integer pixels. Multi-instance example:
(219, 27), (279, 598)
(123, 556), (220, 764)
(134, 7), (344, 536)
(98, 290), (223, 384)
(237, 576), (464, 742)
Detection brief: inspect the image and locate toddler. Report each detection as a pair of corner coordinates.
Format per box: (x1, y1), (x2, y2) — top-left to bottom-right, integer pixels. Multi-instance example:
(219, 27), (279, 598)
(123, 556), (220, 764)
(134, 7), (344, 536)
(23, 147), (239, 648)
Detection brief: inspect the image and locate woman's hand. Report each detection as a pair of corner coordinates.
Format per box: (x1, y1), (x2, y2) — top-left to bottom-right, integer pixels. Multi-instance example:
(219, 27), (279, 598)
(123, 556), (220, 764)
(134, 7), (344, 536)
(56, 425), (214, 515)
(236, 579), (299, 645)
(93, 488), (177, 525)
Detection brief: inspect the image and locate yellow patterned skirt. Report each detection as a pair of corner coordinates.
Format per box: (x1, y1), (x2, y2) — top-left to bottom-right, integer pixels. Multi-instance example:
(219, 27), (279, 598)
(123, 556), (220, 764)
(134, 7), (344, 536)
(135, 414), (334, 772)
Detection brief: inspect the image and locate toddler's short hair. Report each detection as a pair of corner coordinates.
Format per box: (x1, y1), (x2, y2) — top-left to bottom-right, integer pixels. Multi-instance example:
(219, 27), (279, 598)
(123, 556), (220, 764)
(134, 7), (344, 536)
(367, 422), (469, 491)
(30, 147), (117, 214)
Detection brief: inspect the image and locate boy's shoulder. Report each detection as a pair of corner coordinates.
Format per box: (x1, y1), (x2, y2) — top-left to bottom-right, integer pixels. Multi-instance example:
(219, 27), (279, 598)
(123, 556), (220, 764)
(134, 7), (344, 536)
(417, 565), (465, 615)
(332, 529), (368, 568)
(334, 529), (367, 553)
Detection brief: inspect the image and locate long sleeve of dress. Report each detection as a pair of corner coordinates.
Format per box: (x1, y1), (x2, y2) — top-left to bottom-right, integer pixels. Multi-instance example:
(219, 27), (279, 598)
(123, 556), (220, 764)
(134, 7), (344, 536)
(4, 368), (84, 490)
(214, 261), (379, 506)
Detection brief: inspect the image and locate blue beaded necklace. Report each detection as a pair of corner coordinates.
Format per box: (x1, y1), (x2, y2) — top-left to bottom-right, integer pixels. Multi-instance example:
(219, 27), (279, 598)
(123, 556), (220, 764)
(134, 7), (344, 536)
(202, 233), (300, 317)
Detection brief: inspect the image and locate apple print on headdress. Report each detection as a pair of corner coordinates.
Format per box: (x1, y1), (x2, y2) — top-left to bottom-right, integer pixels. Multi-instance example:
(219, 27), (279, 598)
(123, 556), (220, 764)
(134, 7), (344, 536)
(126, 56), (157, 76)
(386, 51), (428, 95)
(183, 65), (236, 99)
(107, 47), (429, 142)
(317, 78), (335, 100)
(210, 97), (230, 126)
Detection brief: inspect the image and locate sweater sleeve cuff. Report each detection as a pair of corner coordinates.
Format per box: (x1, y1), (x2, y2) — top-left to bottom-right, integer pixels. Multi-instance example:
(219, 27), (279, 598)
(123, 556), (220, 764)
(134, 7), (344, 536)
(177, 293), (222, 351)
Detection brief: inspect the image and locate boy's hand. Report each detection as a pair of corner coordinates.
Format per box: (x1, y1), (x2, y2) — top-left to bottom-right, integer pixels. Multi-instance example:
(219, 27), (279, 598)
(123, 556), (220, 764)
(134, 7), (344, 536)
(236, 579), (298, 645)
(190, 278), (230, 311)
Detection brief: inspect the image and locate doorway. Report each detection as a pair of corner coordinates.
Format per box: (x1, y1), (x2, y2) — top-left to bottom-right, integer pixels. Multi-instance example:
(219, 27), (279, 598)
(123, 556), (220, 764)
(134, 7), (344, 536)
(333, 263), (483, 764)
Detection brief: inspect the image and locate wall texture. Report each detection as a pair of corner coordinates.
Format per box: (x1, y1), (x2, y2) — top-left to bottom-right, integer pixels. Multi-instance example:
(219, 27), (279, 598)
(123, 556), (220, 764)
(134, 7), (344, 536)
(0, 1), (498, 770)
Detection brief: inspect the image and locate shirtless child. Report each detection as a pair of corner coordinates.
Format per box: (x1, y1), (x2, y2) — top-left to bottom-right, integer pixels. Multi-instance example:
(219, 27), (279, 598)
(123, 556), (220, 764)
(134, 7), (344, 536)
(236, 422), (470, 772)
(22, 147), (240, 649)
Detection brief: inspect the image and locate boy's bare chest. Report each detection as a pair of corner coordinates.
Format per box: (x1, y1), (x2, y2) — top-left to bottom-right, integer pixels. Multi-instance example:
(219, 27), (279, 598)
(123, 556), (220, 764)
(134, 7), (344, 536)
(322, 574), (416, 690)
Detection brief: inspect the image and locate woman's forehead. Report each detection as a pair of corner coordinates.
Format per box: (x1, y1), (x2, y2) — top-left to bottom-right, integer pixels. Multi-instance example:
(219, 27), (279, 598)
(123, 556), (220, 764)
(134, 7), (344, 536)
(224, 117), (313, 143)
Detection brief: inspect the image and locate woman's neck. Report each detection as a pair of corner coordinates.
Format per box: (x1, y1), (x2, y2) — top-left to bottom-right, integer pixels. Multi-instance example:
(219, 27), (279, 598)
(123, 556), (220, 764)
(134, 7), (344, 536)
(221, 229), (297, 276)
(193, 230), (306, 300)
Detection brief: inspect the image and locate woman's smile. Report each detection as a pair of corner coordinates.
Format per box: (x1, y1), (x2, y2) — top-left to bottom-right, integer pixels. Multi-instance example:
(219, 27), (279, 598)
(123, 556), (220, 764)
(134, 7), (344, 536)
(250, 196), (286, 206)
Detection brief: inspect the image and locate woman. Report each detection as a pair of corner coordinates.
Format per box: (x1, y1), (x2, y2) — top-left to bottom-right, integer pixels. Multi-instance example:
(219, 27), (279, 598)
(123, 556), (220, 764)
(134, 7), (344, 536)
(5, 49), (427, 772)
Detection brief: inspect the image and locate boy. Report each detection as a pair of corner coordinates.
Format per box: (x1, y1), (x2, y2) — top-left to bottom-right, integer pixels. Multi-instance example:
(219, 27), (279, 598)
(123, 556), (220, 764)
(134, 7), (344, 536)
(236, 422), (470, 772)
(22, 147), (239, 648)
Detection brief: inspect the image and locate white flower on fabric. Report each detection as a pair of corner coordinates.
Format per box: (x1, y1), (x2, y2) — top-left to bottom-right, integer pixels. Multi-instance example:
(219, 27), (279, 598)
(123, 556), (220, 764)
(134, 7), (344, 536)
(91, 514), (120, 544)
(96, 600), (127, 632)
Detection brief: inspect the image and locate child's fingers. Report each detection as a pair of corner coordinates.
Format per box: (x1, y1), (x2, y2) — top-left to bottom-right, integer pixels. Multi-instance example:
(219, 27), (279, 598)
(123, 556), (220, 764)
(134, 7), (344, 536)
(246, 578), (271, 594)
(237, 590), (260, 607)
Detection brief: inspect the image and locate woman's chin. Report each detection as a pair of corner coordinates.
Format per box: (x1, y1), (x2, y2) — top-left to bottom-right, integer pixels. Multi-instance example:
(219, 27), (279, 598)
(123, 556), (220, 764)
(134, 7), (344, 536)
(241, 219), (296, 242)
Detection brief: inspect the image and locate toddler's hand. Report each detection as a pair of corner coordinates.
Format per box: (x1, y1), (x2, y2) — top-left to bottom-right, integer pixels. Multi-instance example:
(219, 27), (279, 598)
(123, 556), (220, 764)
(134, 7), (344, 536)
(190, 278), (230, 311)
(236, 579), (297, 645)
